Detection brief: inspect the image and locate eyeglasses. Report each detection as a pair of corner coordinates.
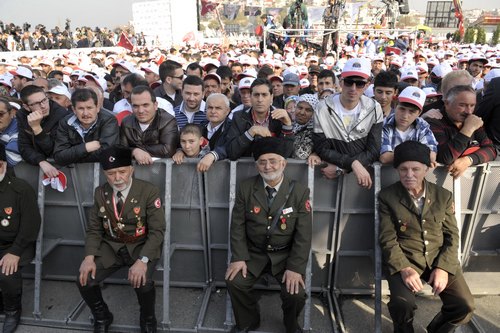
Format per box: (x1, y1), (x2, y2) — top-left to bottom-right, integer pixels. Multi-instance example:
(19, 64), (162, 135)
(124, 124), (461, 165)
(27, 97), (49, 109)
(343, 79), (367, 88)
(257, 159), (282, 167)
(169, 75), (184, 80)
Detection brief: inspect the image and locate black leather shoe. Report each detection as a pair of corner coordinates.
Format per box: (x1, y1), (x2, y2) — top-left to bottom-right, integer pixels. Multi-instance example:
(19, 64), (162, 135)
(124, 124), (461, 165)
(93, 312), (113, 333)
(2, 309), (21, 333)
(140, 316), (157, 333)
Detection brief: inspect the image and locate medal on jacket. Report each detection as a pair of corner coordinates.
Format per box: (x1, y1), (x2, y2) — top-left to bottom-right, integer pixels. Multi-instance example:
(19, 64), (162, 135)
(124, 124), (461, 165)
(117, 222), (125, 230)
(135, 226), (146, 236)
(280, 217), (287, 230)
(1, 219), (9, 227)
(400, 222), (408, 232)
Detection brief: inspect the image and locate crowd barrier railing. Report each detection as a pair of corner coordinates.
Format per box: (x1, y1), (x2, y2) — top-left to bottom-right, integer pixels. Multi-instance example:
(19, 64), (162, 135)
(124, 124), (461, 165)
(11, 158), (499, 332)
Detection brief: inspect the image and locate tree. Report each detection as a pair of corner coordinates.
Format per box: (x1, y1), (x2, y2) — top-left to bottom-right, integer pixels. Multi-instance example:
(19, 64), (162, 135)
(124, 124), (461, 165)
(463, 27), (476, 43)
(476, 27), (487, 45)
(492, 24), (500, 46)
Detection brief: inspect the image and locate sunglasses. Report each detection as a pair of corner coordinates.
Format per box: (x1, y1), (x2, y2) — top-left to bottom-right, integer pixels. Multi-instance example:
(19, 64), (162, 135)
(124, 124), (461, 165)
(343, 78), (367, 88)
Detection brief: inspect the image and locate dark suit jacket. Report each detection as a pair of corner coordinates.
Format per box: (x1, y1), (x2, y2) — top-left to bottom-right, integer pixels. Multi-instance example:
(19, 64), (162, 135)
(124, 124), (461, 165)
(201, 119), (231, 161)
(85, 179), (166, 268)
(230, 175), (312, 277)
(476, 76), (500, 150)
(379, 180), (459, 276)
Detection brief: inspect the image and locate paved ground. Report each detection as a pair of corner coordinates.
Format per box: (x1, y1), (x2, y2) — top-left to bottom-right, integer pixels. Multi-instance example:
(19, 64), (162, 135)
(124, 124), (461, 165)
(6, 278), (500, 333)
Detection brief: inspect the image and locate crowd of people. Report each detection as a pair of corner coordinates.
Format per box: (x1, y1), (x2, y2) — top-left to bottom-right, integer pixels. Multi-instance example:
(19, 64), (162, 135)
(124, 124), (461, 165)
(0, 20), (146, 51)
(0, 23), (499, 333)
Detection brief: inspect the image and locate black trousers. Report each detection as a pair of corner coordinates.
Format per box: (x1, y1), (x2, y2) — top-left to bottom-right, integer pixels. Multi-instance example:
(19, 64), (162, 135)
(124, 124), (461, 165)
(387, 268), (475, 333)
(77, 246), (157, 295)
(0, 269), (22, 311)
(226, 263), (306, 333)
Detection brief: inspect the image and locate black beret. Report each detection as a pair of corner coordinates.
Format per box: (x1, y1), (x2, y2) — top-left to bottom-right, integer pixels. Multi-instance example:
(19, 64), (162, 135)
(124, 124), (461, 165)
(252, 137), (294, 161)
(99, 146), (132, 170)
(394, 141), (431, 168)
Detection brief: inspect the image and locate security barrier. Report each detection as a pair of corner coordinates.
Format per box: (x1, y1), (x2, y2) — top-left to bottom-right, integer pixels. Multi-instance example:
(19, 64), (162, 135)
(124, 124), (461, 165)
(10, 159), (500, 332)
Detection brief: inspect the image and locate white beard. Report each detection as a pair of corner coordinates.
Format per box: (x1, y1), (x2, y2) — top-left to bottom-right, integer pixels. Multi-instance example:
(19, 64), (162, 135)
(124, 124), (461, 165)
(259, 171), (283, 184)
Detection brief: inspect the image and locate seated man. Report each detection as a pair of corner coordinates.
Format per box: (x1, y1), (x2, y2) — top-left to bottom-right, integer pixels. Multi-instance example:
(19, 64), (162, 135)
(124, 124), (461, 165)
(313, 58), (383, 189)
(380, 86), (438, 166)
(379, 141), (474, 333)
(173, 124), (209, 164)
(53, 89), (119, 166)
(120, 86), (179, 165)
(77, 146), (165, 333)
(226, 78), (294, 160)
(173, 93), (231, 172)
(0, 143), (41, 333)
(427, 85), (497, 178)
(225, 137), (311, 333)
(17, 85), (70, 177)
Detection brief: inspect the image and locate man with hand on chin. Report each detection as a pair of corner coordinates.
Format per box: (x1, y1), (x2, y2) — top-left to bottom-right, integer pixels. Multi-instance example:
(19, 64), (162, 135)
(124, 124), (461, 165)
(226, 137), (311, 333)
(379, 141), (474, 333)
(77, 146), (165, 333)
(17, 85), (70, 177)
(226, 78), (294, 160)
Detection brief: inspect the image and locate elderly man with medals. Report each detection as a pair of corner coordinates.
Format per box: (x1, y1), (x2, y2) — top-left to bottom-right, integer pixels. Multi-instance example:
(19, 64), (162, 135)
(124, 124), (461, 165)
(225, 137), (312, 333)
(76, 145), (165, 333)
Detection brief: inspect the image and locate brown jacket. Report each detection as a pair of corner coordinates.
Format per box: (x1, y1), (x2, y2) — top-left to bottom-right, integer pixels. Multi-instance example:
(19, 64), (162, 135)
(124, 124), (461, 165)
(85, 179), (165, 268)
(379, 180), (459, 276)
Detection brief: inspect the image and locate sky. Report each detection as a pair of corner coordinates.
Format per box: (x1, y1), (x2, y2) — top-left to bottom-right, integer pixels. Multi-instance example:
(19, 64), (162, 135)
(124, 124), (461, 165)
(0, 0), (495, 30)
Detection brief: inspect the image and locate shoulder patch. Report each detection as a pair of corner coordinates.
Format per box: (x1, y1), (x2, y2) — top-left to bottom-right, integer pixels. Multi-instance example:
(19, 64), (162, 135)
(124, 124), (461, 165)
(305, 199), (311, 212)
(154, 198), (161, 209)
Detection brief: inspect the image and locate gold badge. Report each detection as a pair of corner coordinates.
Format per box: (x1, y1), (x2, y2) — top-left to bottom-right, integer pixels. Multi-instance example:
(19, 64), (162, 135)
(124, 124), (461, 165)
(400, 225), (407, 232)
(1, 219), (9, 227)
(280, 223), (287, 230)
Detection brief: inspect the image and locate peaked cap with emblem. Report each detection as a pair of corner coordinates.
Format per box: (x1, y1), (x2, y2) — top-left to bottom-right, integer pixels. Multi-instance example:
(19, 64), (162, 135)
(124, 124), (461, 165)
(99, 146), (132, 170)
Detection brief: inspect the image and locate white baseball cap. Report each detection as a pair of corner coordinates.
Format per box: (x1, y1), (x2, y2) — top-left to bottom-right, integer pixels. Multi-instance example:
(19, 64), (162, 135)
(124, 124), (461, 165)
(238, 77), (255, 90)
(484, 68), (500, 83)
(9, 66), (33, 80)
(400, 67), (419, 81)
(398, 86), (426, 111)
(341, 58), (371, 80)
(422, 87), (441, 98)
(48, 85), (72, 100)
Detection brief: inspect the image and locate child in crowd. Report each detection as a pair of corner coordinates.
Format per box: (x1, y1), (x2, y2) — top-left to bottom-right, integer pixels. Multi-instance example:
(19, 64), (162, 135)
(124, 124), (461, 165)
(380, 86), (437, 166)
(174, 124), (209, 164)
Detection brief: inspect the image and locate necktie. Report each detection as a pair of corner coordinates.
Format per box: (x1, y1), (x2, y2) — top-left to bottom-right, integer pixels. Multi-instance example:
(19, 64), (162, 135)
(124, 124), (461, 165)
(116, 191), (124, 213)
(265, 186), (276, 207)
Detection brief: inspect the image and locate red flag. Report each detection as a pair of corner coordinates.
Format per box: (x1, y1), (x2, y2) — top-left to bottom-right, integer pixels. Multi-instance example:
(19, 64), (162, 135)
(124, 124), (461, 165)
(117, 32), (134, 51)
(201, 0), (218, 16)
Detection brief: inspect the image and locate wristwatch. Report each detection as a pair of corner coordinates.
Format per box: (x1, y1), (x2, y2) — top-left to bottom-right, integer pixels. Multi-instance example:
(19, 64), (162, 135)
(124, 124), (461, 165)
(139, 256), (149, 264)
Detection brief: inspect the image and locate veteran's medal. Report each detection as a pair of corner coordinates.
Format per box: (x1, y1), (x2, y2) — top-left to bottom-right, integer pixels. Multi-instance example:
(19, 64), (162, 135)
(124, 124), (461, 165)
(1, 219), (9, 227)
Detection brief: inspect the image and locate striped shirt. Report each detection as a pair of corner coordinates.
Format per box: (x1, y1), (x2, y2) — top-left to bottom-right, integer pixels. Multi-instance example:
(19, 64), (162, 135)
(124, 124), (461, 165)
(0, 118), (22, 167)
(428, 113), (497, 165)
(381, 114), (438, 154)
(173, 101), (207, 129)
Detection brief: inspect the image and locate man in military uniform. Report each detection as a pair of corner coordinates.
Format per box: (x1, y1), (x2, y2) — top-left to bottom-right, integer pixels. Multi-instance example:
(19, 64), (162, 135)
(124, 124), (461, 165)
(225, 137), (312, 333)
(77, 146), (165, 333)
(0, 143), (41, 333)
(379, 141), (475, 333)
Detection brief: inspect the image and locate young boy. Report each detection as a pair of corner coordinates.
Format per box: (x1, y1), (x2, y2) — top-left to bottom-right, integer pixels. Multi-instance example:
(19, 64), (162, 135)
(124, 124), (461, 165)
(373, 71), (399, 117)
(173, 124), (209, 164)
(380, 86), (437, 166)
